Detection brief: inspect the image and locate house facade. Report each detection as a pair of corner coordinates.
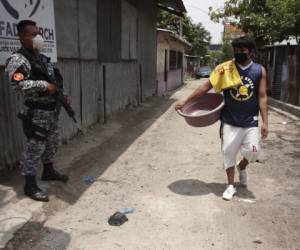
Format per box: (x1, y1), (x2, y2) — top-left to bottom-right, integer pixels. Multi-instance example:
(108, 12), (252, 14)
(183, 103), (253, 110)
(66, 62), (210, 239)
(156, 29), (191, 96)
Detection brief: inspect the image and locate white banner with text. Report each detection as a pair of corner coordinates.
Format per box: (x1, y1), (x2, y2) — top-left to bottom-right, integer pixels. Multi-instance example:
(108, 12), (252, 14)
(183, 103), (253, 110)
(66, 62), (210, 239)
(0, 0), (57, 65)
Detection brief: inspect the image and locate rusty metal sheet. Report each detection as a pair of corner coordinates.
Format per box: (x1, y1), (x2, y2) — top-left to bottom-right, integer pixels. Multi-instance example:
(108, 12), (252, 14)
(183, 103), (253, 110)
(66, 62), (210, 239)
(56, 60), (81, 140)
(0, 68), (24, 170)
(81, 61), (102, 127)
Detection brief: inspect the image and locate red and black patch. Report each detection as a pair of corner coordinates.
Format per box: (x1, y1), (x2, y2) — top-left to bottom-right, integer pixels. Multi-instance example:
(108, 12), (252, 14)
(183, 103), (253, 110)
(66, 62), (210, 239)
(13, 72), (24, 81)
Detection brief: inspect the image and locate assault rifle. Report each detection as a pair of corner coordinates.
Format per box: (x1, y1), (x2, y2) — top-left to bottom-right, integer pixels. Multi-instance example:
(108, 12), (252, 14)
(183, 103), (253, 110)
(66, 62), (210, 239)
(52, 68), (77, 123)
(43, 67), (82, 134)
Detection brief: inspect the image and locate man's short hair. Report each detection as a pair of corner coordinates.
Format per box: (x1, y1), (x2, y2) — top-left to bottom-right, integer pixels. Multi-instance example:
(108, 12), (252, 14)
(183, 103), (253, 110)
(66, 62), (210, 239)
(17, 20), (36, 35)
(231, 36), (256, 51)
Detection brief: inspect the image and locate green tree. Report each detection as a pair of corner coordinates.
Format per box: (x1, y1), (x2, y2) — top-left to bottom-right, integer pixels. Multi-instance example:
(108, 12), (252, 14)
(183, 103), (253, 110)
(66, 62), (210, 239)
(209, 50), (222, 67)
(158, 9), (181, 32)
(267, 0), (300, 43)
(209, 0), (300, 45)
(158, 10), (211, 56)
(186, 22), (211, 57)
(221, 39), (234, 62)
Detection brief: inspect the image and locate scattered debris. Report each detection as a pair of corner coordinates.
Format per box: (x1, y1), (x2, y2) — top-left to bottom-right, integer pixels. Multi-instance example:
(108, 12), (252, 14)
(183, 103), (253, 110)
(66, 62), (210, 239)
(84, 176), (96, 185)
(122, 207), (136, 214)
(108, 212), (128, 226)
(282, 121), (287, 125)
(238, 198), (256, 203)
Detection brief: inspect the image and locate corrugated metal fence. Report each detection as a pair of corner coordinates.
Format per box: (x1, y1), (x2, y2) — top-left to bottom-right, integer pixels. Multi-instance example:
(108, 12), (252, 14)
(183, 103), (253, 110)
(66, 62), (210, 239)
(0, 68), (24, 169)
(257, 45), (300, 106)
(0, 0), (157, 170)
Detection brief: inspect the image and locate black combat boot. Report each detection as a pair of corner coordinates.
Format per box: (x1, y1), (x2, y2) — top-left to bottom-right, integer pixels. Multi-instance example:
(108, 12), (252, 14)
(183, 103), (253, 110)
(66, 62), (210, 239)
(41, 163), (69, 183)
(24, 175), (49, 202)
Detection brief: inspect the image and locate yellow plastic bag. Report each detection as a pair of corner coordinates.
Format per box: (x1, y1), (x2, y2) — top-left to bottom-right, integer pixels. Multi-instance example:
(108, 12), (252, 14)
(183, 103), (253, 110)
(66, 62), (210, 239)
(209, 60), (242, 93)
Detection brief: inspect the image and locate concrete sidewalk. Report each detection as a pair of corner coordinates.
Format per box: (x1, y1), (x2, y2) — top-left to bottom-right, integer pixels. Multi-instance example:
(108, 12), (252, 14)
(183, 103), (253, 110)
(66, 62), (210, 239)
(268, 97), (300, 119)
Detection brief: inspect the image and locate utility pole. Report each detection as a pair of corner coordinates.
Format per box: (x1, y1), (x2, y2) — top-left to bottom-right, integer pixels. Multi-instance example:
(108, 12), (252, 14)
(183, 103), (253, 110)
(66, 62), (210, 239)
(179, 18), (183, 37)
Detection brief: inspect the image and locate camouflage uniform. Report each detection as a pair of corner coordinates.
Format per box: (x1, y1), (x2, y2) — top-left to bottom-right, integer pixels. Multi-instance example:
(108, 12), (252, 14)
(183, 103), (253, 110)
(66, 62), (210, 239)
(5, 48), (60, 176)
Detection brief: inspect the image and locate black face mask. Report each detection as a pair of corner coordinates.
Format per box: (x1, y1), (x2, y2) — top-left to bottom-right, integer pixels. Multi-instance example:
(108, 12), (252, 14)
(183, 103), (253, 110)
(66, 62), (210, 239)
(234, 52), (249, 64)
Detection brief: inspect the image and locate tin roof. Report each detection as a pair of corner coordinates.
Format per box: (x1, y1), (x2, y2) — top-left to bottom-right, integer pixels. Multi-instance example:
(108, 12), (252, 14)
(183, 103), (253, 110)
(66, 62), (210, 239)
(157, 0), (186, 16)
(157, 28), (192, 48)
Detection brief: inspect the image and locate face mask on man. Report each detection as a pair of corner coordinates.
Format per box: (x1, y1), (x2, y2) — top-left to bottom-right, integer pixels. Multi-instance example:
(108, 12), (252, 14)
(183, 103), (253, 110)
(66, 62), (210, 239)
(234, 52), (249, 64)
(32, 34), (44, 51)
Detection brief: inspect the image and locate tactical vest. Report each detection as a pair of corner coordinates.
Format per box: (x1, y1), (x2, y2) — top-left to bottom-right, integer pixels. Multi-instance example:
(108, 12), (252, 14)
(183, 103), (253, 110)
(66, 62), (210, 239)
(17, 48), (63, 109)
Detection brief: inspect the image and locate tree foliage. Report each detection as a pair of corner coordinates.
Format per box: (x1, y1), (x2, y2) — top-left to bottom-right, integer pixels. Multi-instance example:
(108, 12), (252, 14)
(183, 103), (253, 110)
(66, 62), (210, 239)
(221, 39), (234, 62)
(158, 9), (181, 32)
(158, 10), (211, 56)
(209, 0), (300, 45)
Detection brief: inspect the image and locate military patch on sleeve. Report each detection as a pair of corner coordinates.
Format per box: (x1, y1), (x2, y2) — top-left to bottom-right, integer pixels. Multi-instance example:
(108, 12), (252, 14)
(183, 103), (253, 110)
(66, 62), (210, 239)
(13, 72), (24, 81)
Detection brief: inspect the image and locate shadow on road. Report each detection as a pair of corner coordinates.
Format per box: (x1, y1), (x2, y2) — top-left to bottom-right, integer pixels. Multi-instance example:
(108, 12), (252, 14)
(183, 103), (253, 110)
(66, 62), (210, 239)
(168, 179), (255, 199)
(0, 171), (24, 206)
(2, 221), (71, 250)
(0, 95), (176, 206)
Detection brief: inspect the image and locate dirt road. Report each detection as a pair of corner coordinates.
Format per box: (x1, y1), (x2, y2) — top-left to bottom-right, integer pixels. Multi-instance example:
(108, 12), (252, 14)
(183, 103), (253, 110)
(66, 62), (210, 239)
(5, 79), (300, 250)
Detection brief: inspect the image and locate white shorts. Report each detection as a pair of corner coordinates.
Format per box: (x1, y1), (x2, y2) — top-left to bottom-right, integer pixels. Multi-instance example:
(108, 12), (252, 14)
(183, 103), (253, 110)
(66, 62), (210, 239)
(221, 123), (260, 170)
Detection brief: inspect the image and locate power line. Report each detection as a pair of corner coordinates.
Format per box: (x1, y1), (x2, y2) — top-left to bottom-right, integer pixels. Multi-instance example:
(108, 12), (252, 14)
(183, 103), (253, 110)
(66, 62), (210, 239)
(185, 4), (209, 15)
(211, 0), (222, 7)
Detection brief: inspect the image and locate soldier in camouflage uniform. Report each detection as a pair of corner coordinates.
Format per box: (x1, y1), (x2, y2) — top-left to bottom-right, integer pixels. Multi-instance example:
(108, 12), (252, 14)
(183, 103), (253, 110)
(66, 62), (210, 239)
(5, 20), (69, 202)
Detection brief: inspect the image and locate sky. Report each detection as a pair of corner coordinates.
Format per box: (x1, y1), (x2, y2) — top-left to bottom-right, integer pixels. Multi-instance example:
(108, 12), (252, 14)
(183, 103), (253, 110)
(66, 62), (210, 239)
(182, 0), (226, 44)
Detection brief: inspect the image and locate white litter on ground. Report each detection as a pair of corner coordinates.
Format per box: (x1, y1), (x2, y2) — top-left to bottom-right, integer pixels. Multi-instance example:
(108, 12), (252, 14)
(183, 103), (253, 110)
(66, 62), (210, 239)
(237, 198), (257, 203)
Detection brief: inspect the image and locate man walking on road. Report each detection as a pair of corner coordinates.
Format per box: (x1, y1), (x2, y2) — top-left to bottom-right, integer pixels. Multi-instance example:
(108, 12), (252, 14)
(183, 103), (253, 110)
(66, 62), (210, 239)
(5, 20), (69, 202)
(176, 36), (268, 200)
